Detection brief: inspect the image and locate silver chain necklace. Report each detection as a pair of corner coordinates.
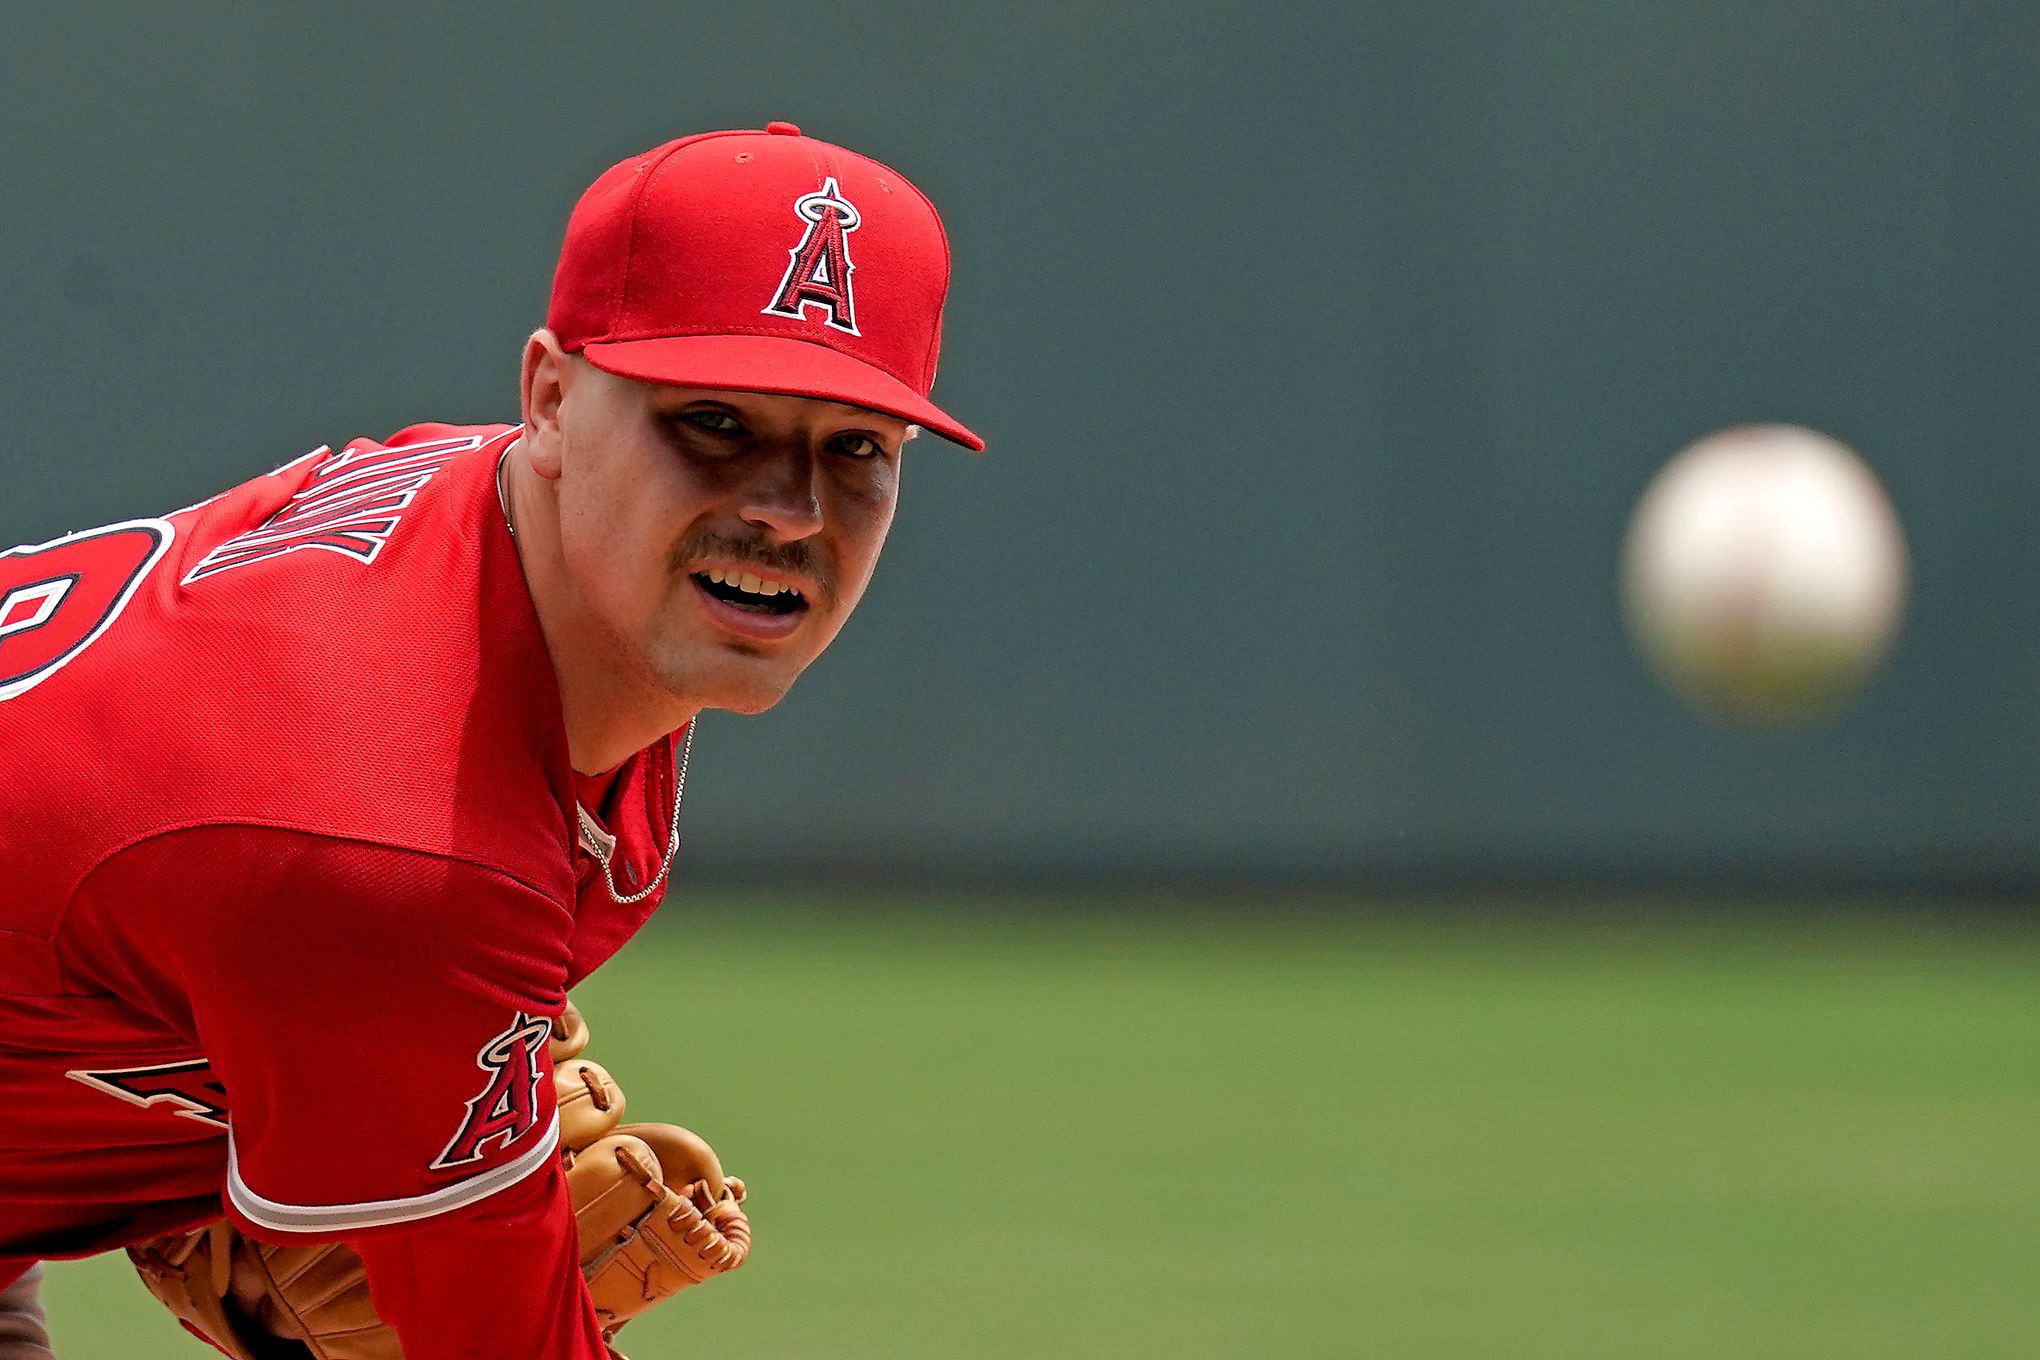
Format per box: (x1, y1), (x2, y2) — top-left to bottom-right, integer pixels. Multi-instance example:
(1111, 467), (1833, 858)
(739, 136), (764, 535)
(494, 447), (518, 540)
(578, 722), (693, 905)
(499, 447), (692, 905)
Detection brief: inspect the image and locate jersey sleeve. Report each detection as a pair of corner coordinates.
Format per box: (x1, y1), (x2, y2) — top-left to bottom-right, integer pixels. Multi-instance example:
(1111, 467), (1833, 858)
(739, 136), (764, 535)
(352, 1152), (605, 1360)
(167, 831), (572, 1230)
(64, 825), (607, 1359)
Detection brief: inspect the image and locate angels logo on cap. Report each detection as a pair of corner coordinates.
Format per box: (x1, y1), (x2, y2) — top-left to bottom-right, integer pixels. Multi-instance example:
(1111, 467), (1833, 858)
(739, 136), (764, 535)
(764, 177), (861, 336)
(545, 122), (984, 451)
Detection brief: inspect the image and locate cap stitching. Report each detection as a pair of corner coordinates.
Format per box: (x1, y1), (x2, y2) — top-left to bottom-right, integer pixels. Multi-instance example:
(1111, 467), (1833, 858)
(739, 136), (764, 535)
(605, 130), (759, 341)
(843, 146), (953, 391)
(610, 151), (673, 340)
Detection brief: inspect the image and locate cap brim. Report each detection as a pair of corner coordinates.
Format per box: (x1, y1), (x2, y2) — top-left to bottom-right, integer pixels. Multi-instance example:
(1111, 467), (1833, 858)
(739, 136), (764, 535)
(577, 334), (984, 452)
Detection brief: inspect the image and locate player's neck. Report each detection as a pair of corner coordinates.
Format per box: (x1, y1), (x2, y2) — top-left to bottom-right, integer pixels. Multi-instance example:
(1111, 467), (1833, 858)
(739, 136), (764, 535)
(499, 445), (697, 775)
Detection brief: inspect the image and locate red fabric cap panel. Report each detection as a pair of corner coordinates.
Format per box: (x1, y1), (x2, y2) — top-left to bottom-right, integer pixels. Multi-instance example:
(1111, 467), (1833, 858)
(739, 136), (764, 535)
(548, 129), (957, 404)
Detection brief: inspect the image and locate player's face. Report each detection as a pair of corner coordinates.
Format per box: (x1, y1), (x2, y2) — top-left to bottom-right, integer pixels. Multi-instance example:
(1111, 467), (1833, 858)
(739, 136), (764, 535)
(551, 360), (908, 715)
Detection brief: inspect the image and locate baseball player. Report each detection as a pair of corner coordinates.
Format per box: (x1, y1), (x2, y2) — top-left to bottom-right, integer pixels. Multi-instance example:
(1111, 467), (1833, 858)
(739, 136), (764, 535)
(0, 122), (980, 1358)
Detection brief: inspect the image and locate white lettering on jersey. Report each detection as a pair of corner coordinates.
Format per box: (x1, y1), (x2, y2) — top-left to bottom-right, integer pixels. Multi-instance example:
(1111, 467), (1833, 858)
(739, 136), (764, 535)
(183, 434), (486, 583)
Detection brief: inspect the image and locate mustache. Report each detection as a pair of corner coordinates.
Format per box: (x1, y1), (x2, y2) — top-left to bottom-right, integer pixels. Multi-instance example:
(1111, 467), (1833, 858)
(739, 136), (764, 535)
(669, 527), (836, 609)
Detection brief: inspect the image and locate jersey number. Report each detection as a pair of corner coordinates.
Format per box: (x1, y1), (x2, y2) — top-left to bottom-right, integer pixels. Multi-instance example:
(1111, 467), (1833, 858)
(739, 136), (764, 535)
(0, 519), (174, 702)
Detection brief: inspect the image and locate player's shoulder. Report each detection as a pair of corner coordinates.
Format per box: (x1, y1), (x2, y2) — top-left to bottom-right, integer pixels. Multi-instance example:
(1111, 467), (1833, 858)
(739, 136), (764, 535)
(82, 822), (571, 936)
(0, 419), (570, 912)
(172, 420), (517, 584)
(58, 823), (576, 1033)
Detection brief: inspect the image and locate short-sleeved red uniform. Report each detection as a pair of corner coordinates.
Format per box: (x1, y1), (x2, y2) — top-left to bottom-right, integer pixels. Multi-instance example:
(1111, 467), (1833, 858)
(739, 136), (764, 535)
(0, 424), (683, 1358)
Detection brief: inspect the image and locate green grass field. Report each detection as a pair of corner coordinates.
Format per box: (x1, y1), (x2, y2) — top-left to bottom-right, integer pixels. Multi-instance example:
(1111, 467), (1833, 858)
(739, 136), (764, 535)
(40, 895), (2039, 1358)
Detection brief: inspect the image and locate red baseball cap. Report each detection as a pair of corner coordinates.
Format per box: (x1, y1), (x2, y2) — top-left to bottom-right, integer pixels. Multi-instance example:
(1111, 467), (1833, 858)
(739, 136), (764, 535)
(547, 122), (982, 451)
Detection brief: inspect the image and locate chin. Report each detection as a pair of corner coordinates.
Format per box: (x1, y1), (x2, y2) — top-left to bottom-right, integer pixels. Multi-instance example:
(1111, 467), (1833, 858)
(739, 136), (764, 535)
(705, 682), (794, 716)
(657, 657), (800, 717)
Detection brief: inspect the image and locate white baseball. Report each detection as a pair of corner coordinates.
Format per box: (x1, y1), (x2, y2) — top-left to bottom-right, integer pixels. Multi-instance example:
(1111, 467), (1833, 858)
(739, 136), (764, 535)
(1621, 425), (1909, 725)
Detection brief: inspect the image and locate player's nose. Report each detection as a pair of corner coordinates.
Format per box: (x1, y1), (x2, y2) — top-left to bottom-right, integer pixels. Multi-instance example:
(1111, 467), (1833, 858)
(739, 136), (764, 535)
(736, 446), (823, 542)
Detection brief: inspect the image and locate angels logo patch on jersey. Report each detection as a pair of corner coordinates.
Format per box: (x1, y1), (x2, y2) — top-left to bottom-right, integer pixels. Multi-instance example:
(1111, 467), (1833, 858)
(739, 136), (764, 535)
(763, 176), (862, 335)
(431, 1010), (554, 1171)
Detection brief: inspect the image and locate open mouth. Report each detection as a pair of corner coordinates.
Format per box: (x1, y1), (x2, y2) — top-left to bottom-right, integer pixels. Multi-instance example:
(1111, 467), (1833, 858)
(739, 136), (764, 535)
(689, 566), (809, 618)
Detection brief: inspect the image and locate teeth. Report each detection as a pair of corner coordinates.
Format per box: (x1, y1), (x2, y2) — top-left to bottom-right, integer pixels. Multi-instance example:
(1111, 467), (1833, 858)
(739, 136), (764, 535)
(696, 567), (802, 600)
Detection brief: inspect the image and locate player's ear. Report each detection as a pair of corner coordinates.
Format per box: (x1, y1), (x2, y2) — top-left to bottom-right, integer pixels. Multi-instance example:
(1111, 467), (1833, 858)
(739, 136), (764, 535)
(520, 329), (570, 480)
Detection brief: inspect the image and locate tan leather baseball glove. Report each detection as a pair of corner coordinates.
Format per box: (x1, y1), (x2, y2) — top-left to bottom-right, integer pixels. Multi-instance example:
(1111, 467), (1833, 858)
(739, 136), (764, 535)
(127, 1003), (749, 1359)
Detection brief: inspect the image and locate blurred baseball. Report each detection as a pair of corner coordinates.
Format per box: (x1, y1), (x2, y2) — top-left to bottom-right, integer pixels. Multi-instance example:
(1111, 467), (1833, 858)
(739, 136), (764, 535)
(1621, 424), (1909, 725)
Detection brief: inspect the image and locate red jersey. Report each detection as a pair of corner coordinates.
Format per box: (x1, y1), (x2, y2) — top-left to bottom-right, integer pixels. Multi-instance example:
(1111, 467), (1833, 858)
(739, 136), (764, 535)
(0, 424), (686, 1358)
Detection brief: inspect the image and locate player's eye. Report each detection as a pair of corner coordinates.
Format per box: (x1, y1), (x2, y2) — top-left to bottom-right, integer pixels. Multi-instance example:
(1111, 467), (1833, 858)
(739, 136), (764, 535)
(827, 431), (885, 460)
(674, 408), (746, 436)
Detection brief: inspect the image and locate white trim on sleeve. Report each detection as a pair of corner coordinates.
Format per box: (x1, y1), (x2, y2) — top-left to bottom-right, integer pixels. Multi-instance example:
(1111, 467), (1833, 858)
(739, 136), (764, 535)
(226, 1111), (560, 1235)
